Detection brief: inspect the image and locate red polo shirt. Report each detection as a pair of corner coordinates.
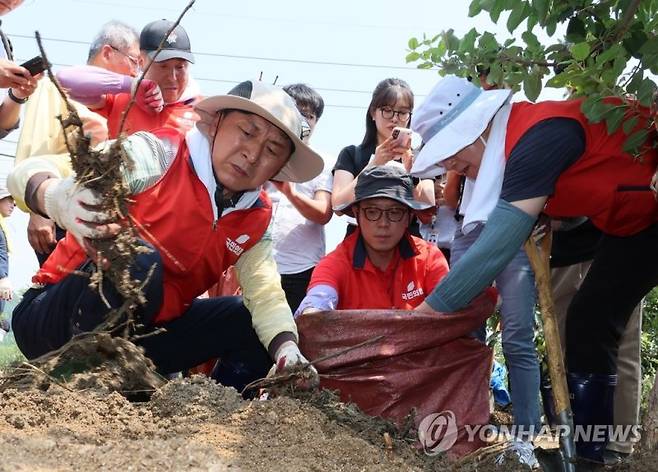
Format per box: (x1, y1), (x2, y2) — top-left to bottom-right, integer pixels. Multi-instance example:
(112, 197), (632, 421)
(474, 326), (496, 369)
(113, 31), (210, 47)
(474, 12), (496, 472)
(309, 230), (449, 310)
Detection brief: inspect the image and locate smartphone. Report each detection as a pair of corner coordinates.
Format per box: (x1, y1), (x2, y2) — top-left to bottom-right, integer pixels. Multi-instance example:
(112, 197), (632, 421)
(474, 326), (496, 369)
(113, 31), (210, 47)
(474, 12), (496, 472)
(20, 56), (46, 76)
(391, 126), (412, 148)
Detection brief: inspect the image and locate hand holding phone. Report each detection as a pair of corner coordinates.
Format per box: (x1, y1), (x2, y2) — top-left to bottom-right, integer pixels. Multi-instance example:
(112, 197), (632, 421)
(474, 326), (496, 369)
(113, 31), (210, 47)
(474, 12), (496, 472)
(391, 126), (412, 148)
(20, 56), (47, 77)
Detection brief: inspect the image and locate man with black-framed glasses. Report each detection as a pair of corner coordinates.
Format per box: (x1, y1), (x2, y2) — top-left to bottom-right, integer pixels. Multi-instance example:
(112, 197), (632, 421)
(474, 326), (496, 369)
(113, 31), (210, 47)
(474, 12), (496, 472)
(296, 165), (448, 314)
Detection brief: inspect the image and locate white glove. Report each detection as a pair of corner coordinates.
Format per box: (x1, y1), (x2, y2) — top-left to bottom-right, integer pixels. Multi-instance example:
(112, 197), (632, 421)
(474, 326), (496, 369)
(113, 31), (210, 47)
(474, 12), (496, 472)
(268, 341), (319, 389)
(43, 177), (109, 244)
(0, 277), (12, 301)
(71, 102), (109, 148)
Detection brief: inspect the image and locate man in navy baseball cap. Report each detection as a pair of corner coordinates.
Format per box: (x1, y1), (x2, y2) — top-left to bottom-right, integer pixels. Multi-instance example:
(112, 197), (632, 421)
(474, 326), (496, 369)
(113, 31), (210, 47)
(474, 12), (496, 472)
(140, 19), (195, 63)
(137, 19), (197, 105)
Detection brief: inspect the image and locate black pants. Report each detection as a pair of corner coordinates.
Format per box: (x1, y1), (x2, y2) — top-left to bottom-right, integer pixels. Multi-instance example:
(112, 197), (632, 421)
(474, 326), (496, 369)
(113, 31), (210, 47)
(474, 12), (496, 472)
(280, 267), (314, 314)
(566, 223), (658, 374)
(12, 246), (271, 382)
(35, 224), (66, 267)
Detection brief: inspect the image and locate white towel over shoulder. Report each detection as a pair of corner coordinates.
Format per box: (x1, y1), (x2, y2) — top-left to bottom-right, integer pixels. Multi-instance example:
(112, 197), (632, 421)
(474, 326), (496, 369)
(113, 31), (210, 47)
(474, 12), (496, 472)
(460, 103), (512, 234)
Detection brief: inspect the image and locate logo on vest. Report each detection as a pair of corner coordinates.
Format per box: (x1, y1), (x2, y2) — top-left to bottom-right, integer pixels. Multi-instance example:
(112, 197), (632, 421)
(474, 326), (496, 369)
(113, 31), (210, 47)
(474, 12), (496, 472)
(401, 281), (424, 301)
(226, 234), (250, 257)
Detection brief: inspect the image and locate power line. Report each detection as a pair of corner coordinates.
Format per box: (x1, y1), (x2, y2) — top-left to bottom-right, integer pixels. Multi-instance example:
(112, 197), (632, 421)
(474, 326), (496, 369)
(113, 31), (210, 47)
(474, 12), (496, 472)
(8, 33), (424, 71)
(70, 0), (436, 33)
(13, 57), (371, 110)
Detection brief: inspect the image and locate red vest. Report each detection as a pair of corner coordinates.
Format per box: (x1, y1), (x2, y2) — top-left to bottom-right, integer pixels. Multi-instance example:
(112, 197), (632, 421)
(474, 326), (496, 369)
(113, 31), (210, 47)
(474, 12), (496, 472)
(100, 93), (200, 138)
(308, 230), (449, 310)
(35, 134), (273, 324)
(505, 100), (658, 236)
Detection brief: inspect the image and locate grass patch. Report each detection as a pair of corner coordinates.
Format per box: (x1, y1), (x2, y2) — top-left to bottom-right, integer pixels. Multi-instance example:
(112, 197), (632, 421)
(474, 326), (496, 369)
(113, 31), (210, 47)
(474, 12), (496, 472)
(0, 334), (25, 369)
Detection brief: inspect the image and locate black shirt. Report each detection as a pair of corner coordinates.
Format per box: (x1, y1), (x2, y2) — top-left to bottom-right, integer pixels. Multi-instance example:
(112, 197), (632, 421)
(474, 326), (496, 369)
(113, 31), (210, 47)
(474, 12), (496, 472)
(333, 143), (377, 176)
(550, 219), (603, 268)
(501, 118), (586, 202)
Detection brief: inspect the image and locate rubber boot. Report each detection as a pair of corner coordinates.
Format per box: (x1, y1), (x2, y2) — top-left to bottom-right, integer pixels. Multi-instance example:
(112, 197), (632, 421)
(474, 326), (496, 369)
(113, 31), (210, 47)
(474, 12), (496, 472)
(567, 372), (617, 464)
(540, 367), (558, 426)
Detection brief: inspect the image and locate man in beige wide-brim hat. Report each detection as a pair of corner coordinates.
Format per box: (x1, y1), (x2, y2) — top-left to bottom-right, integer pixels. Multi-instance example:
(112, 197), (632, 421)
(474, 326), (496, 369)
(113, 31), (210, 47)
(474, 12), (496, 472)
(410, 75), (658, 464)
(7, 80), (323, 391)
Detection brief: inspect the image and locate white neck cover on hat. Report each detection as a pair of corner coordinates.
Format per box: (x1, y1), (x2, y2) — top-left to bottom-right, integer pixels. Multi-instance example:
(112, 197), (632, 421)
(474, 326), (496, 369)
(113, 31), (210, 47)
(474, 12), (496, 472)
(459, 103), (513, 234)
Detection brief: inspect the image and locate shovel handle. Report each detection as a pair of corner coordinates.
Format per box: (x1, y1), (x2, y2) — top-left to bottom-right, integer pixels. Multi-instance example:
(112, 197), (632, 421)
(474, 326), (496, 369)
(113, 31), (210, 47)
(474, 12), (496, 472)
(524, 234), (572, 415)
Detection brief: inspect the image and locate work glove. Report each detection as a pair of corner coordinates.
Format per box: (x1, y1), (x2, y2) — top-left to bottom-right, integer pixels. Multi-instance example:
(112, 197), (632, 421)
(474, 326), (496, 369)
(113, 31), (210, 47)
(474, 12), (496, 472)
(43, 177), (111, 246)
(73, 103), (109, 148)
(268, 340), (319, 389)
(133, 79), (164, 114)
(0, 278), (12, 301)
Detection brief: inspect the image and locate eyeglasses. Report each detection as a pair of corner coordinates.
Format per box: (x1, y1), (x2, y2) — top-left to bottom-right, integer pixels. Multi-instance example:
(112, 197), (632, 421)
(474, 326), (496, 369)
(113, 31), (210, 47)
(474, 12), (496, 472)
(110, 45), (140, 69)
(300, 110), (317, 123)
(378, 107), (412, 122)
(360, 206), (409, 222)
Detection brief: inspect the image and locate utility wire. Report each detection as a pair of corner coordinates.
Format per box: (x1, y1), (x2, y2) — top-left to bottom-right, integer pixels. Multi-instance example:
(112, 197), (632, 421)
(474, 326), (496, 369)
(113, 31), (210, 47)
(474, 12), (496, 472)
(14, 57), (372, 110)
(8, 33), (424, 71)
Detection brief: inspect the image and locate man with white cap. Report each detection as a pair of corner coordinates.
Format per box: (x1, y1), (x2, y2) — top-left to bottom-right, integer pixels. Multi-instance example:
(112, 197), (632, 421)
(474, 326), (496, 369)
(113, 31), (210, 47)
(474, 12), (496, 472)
(7, 80), (323, 391)
(410, 75), (658, 463)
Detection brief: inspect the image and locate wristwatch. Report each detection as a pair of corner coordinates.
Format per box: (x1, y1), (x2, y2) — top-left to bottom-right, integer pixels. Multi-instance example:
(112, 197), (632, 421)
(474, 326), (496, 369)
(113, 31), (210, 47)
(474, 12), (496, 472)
(8, 88), (28, 104)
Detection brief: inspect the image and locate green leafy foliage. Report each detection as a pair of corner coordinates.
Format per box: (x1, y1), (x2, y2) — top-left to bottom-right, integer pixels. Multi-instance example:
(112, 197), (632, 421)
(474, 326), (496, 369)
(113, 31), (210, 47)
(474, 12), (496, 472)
(641, 288), (658, 415)
(406, 0), (658, 154)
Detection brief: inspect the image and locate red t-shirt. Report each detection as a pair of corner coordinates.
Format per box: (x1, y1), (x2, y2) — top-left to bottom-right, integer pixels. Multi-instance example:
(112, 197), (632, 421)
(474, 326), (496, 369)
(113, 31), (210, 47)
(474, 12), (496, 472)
(309, 230), (449, 310)
(99, 93), (199, 138)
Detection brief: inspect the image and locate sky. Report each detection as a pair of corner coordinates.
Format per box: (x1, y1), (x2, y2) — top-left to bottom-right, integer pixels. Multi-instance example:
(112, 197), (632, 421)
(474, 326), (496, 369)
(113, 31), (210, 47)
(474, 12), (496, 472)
(0, 0), (567, 290)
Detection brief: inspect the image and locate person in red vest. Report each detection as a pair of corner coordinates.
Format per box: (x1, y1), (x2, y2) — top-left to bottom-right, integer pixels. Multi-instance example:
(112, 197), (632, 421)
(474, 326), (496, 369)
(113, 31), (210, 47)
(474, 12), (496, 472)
(8, 80), (324, 392)
(296, 165), (448, 314)
(57, 19), (200, 138)
(409, 75), (658, 463)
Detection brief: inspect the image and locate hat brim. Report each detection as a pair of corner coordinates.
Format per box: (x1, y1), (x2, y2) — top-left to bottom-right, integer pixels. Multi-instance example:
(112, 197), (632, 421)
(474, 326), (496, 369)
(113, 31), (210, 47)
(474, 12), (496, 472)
(411, 88), (511, 179)
(195, 95), (324, 183)
(335, 192), (432, 217)
(146, 49), (195, 64)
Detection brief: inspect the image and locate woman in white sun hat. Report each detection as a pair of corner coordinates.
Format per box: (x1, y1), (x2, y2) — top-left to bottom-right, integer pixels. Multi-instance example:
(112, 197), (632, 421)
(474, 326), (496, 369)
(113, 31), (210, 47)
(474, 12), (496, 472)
(411, 75), (658, 464)
(8, 80), (323, 393)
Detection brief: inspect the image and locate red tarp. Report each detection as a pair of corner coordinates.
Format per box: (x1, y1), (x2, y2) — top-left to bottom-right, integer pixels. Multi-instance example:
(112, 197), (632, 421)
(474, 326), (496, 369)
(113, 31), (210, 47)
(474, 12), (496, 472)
(297, 291), (495, 459)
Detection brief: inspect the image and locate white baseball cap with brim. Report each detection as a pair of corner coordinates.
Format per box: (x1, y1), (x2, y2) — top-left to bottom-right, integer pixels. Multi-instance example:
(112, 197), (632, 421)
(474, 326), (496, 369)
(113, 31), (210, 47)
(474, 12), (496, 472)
(411, 75), (511, 178)
(195, 80), (324, 183)
(0, 176), (10, 199)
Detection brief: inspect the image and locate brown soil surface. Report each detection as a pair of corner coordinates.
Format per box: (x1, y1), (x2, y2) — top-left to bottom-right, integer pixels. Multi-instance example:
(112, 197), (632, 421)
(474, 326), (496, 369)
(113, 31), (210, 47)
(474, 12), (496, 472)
(0, 334), (655, 471)
(0, 377), (430, 471)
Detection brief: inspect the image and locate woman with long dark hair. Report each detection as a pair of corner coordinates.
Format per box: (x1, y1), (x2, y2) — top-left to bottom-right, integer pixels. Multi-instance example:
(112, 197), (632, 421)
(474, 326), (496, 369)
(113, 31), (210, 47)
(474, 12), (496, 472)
(332, 78), (415, 227)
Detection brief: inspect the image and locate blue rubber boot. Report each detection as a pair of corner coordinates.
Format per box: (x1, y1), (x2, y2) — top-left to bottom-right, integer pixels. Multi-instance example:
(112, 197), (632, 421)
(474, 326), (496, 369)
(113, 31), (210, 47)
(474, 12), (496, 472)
(567, 372), (617, 464)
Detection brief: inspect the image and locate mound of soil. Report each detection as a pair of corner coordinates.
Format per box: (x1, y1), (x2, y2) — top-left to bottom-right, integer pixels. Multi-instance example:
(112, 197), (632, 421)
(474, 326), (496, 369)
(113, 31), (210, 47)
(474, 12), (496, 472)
(1, 334), (655, 471)
(0, 374), (435, 471)
(0, 333), (164, 397)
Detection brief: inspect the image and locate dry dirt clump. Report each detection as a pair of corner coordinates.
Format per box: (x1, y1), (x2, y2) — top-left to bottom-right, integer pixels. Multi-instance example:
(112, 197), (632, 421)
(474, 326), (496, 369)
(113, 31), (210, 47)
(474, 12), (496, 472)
(149, 375), (244, 420)
(0, 333), (164, 398)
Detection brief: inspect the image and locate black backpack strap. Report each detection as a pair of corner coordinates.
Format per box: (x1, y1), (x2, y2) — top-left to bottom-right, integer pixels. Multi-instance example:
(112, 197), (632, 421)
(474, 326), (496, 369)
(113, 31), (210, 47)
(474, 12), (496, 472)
(0, 22), (13, 61)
